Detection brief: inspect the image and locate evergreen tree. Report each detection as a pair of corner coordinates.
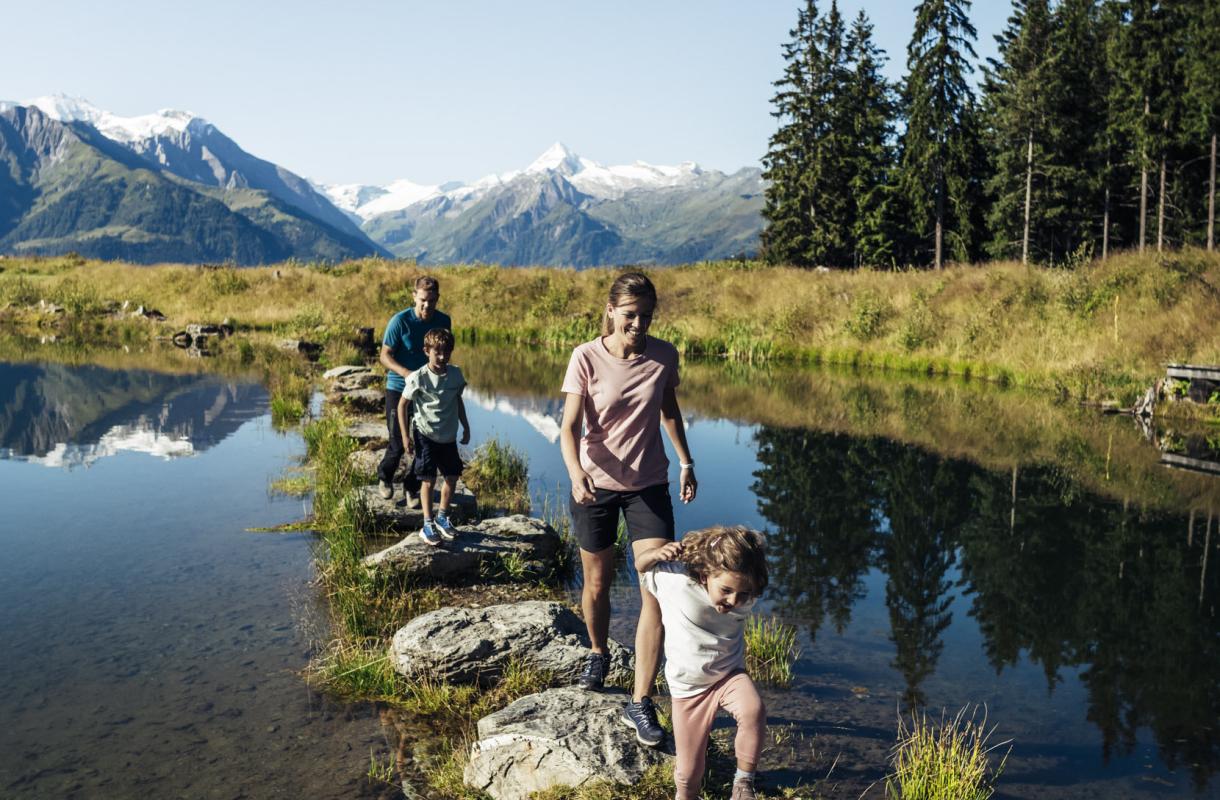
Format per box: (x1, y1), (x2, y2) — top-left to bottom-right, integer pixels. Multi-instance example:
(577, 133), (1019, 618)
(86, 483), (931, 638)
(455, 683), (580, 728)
(898, 0), (982, 268)
(762, 0), (821, 265)
(983, 0), (1055, 263)
(1182, 0), (1220, 251)
(843, 11), (898, 266)
(810, 0), (854, 265)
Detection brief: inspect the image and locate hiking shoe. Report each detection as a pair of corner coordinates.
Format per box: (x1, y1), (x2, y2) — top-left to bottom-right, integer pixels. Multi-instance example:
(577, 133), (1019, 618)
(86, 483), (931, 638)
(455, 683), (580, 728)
(378, 480), (393, 500)
(622, 696), (665, 747)
(730, 778), (756, 800)
(435, 510), (457, 541)
(418, 520), (443, 547)
(406, 490), (421, 510)
(576, 651), (610, 691)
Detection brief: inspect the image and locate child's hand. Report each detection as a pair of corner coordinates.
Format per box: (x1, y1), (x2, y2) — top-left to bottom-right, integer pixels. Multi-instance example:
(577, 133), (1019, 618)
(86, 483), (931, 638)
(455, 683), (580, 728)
(460, 426), (470, 445)
(655, 541), (684, 562)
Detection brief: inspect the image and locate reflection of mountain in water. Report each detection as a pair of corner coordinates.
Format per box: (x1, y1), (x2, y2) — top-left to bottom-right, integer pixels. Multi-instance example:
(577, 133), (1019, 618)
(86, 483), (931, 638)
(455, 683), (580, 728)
(465, 388), (565, 443)
(0, 362), (268, 468)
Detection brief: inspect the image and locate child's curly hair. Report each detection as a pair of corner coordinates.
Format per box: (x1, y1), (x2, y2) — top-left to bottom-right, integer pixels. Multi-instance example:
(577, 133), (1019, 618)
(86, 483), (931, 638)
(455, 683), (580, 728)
(680, 525), (768, 593)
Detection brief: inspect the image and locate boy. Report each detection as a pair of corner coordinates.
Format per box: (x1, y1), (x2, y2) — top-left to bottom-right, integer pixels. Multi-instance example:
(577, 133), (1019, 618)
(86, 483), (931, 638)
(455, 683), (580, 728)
(379, 275), (452, 504)
(397, 327), (470, 546)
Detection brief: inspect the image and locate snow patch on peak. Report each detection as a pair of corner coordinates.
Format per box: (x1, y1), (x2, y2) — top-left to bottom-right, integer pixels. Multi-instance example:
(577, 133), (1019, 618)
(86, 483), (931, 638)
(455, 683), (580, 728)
(525, 142), (582, 175)
(318, 178), (442, 220)
(21, 93), (199, 143)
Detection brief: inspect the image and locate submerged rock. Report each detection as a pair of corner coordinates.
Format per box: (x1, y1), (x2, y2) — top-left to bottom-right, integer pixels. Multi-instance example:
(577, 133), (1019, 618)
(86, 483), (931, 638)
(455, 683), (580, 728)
(391, 601), (629, 686)
(362, 514), (561, 581)
(464, 686), (671, 800)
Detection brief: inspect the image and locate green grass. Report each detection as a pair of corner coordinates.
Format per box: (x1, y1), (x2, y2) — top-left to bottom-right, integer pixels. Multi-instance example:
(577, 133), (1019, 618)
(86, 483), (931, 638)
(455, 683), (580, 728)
(885, 707), (1010, 800)
(745, 615), (800, 687)
(268, 470), (311, 497)
(464, 436), (530, 515)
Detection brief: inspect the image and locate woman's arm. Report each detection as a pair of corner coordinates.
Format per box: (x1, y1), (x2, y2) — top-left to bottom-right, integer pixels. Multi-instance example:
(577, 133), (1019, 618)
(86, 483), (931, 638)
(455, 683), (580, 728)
(634, 540), (684, 574)
(560, 392), (596, 504)
(660, 385), (697, 503)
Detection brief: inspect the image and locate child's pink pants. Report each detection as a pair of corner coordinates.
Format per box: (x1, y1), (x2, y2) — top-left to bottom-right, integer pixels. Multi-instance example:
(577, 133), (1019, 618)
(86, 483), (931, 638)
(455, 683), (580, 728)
(670, 670), (765, 800)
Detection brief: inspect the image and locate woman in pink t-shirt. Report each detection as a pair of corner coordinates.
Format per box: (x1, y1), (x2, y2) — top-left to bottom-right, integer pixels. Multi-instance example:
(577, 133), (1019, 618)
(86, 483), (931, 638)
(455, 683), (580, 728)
(559, 271), (697, 747)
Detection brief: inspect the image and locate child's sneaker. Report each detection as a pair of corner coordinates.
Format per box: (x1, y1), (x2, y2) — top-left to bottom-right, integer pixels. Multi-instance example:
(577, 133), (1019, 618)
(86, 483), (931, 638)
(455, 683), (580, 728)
(418, 519), (443, 547)
(730, 779), (756, 800)
(434, 510), (457, 541)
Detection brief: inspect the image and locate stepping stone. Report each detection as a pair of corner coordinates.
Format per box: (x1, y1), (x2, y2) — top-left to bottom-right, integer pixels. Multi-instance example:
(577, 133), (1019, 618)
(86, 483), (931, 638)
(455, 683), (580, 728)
(391, 601), (631, 686)
(331, 387), (383, 414)
(363, 514), (561, 582)
(322, 364), (372, 380)
(349, 482), (478, 534)
(342, 420), (389, 449)
(464, 686), (672, 800)
(328, 371), (381, 392)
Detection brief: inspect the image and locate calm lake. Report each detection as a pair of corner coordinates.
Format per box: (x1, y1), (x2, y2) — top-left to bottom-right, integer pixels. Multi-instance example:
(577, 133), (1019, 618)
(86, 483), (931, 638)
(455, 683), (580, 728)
(1, 345), (1217, 799)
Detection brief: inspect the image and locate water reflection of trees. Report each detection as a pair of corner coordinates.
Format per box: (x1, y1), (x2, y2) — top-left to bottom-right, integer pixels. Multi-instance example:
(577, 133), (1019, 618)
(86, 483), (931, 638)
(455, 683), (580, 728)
(753, 425), (1220, 788)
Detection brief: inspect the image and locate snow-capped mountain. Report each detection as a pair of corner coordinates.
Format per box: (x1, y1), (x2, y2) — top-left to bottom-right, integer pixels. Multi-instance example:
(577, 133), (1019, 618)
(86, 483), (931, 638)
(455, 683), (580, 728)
(14, 94), (196, 143)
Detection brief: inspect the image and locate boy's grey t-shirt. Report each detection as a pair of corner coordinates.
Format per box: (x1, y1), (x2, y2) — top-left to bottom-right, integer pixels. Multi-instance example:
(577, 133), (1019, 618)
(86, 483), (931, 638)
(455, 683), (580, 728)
(639, 561), (756, 698)
(402, 365), (466, 443)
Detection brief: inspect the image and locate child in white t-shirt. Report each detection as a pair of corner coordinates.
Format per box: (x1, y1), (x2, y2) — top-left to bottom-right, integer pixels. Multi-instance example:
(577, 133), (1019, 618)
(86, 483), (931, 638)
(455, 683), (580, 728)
(636, 526), (769, 800)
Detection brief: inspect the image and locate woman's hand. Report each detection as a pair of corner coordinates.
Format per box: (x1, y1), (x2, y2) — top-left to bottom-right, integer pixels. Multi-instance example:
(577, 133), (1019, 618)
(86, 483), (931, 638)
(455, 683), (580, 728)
(570, 469), (597, 505)
(679, 465), (697, 504)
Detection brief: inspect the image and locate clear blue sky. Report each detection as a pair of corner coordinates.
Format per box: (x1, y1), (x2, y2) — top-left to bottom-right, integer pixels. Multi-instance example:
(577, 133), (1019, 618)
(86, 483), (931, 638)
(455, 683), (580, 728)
(1, 0), (1006, 186)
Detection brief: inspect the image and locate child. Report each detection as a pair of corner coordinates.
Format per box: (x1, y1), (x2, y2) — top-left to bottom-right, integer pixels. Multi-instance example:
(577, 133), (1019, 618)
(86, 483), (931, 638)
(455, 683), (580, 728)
(636, 526), (769, 800)
(396, 327), (470, 546)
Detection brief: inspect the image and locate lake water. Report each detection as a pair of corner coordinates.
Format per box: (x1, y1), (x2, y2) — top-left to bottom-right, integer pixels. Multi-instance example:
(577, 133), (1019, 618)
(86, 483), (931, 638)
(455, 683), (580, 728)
(1, 348), (1217, 799)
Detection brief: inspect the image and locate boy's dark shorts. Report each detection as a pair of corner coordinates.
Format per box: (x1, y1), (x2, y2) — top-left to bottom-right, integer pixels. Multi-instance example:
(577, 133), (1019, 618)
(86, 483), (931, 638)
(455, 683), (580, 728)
(411, 430), (464, 480)
(570, 483), (674, 553)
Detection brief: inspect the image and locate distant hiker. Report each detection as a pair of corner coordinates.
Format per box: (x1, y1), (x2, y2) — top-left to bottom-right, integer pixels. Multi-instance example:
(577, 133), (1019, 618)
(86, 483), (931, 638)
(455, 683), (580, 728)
(398, 327), (469, 546)
(636, 527), (768, 800)
(559, 271), (697, 746)
(379, 275), (451, 505)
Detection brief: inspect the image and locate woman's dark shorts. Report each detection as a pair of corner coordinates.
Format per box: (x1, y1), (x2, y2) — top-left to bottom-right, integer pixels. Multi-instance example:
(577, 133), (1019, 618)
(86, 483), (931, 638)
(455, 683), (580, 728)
(412, 430), (464, 480)
(570, 483), (674, 553)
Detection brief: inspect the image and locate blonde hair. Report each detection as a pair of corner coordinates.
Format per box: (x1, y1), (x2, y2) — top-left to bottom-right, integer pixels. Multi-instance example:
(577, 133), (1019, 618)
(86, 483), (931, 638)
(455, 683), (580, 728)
(680, 525), (768, 593)
(601, 272), (658, 336)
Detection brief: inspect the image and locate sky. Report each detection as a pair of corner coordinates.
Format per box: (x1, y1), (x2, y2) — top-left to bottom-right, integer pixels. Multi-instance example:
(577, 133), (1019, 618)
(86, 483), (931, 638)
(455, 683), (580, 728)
(1, 0), (1007, 187)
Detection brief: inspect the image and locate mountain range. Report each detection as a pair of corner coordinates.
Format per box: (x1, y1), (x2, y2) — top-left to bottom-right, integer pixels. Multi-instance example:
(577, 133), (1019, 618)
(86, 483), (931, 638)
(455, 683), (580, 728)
(0, 96), (764, 267)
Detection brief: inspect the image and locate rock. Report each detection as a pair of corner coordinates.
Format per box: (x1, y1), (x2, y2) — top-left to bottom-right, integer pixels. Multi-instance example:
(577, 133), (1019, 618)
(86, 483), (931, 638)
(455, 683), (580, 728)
(363, 514), (561, 581)
(323, 364), (373, 380)
(186, 323), (223, 337)
(38, 300), (65, 314)
(354, 327), (377, 355)
(277, 339), (323, 359)
(133, 305), (166, 321)
(392, 602), (630, 686)
(332, 387), (384, 413)
(464, 687), (671, 800)
(171, 331), (193, 348)
(329, 372), (381, 392)
(342, 419), (389, 448)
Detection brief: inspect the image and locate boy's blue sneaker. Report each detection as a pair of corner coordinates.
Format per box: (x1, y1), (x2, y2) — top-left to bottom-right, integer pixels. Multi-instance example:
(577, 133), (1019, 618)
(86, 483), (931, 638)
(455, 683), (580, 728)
(434, 510), (457, 541)
(419, 520), (443, 547)
(622, 696), (665, 747)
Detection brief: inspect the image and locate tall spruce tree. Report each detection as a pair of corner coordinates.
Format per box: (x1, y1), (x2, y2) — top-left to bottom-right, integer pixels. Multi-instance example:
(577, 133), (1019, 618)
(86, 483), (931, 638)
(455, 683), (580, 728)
(762, 0), (821, 265)
(1183, 0), (1220, 250)
(811, 0), (855, 265)
(983, 0), (1054, 264)
(899, 0), (981, 268)
(843, 11), (898, 266)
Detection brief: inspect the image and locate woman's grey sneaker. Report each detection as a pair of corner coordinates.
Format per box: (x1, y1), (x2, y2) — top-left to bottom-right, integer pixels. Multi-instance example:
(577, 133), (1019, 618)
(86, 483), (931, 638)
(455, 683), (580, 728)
(576, 651), (609, 690)
(378, 480), (394, 499)
(730, 778), (756, 800)
(621, 696), (665, 747)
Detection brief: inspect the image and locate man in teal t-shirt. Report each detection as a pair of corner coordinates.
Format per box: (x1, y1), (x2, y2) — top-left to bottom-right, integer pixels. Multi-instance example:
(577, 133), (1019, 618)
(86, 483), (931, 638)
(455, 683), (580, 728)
(378, 275), (452, 501)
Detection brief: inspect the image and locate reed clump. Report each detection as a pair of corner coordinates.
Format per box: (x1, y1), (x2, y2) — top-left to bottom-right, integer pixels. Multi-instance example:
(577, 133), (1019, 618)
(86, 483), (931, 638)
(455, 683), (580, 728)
(746, 615), (800, 687)
(463, 436), (530, 515)
(885, 707), (1010, 800)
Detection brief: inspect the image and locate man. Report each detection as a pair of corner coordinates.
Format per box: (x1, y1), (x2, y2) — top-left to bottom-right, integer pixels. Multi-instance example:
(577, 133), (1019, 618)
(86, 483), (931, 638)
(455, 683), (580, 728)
(378, 275), (451, 504)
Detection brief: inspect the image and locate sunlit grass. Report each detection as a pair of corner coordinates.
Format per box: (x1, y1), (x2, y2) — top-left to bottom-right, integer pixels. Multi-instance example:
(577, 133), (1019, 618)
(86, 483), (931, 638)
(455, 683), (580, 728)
(885, 707), (1010, 800)
(463, 436), (530, 515)
(746, 615), (800, 687)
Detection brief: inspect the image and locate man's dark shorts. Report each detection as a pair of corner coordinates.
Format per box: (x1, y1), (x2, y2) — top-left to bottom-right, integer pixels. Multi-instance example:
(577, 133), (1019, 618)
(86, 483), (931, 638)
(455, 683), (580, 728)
(412, 430), (464, 480)
(570, 483), (675, 553)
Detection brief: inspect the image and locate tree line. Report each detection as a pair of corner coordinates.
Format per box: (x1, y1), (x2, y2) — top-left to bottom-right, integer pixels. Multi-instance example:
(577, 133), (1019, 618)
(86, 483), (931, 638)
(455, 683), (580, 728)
(762, 0), (1220, 269)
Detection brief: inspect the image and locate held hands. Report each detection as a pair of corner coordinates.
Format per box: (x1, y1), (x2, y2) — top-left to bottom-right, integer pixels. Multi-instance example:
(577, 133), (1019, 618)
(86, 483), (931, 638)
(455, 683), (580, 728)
(679, 464), (697, 504)
(570, 469), (597, 505)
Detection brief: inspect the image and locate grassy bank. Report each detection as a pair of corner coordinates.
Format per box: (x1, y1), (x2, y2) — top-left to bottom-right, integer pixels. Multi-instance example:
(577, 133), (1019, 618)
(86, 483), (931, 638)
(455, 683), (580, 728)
(2, 249), (1219, 401)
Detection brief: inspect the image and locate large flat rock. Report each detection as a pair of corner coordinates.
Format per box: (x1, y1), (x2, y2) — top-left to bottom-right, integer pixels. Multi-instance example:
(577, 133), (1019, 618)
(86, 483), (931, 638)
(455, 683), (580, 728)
(464, 687), (672, 800)
(348, 483), (477, 533)
(331, 387), (384, 414)
(342, 419), (389, 449)
(327, 371), (382, 392)
(362, 514), (562, 581)
(322, 364), (373, 380)
(392, 601), (631, 686)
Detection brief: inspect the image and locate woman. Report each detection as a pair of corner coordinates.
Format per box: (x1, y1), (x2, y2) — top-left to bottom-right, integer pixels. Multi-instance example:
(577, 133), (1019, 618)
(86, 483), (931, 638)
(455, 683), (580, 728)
(559, 271), (697, 747)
